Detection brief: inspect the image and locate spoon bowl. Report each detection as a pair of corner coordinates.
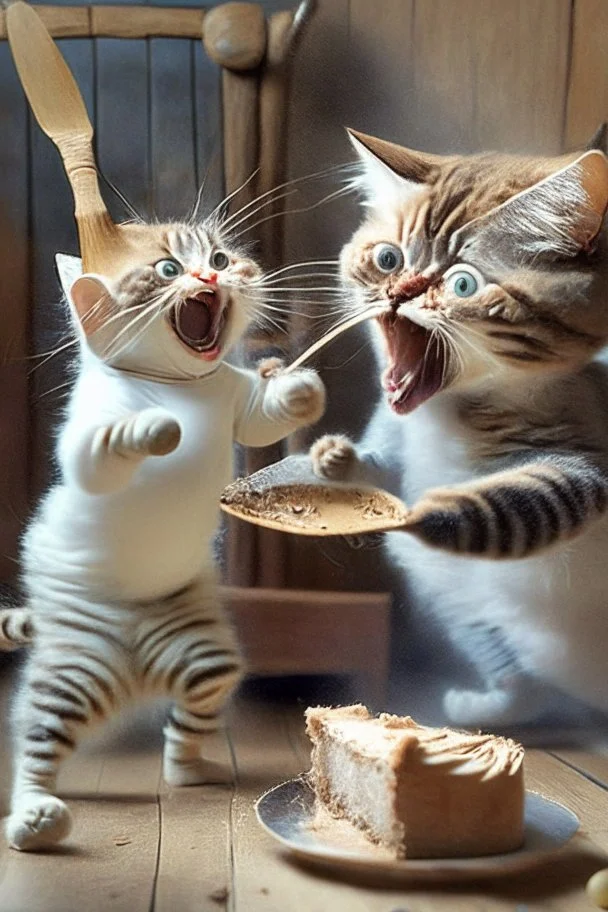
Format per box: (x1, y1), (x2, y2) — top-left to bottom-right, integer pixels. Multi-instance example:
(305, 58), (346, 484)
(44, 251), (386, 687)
(220, 455), (409, 536)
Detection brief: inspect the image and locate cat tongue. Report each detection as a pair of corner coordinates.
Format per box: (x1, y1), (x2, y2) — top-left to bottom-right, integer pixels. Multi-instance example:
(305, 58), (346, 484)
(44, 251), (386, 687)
(176, 297), (213, 347)
(379, 313), (444, 414)
(381, 314), (429, 386)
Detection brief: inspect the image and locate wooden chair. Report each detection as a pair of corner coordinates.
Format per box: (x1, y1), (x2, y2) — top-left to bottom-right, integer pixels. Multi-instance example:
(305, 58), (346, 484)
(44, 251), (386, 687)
(0, 1), (391, 705)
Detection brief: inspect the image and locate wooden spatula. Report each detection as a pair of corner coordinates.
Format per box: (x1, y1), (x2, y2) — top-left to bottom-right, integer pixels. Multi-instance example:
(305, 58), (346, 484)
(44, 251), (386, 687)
(6, 1), (147, 275)
(220, 455), (410, 536)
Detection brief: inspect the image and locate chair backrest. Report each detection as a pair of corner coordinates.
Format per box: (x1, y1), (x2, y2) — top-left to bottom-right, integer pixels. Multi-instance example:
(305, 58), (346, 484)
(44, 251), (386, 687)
(0, 0), (312, 586)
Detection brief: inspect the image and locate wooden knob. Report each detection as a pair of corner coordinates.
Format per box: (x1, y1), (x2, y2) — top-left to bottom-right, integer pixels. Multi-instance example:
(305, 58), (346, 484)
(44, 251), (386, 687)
(203, 2), (266, 71)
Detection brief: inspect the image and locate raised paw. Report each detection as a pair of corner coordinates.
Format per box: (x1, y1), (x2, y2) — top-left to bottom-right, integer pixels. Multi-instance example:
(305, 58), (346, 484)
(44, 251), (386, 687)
(443, 687), (518, 728)
(6, 795), (72, 851)
(163, 756), (234, 788)
(257, 356), (284, 379)
(443, 680), (551, 728)
(310, 434), (356, 481)
(270, 369), (326, 425)
(103, 408), (182, 458)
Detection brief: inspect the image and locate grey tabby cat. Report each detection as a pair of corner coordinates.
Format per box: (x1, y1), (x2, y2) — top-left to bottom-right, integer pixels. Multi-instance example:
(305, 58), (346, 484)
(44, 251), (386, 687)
(312, 126), (608, 727)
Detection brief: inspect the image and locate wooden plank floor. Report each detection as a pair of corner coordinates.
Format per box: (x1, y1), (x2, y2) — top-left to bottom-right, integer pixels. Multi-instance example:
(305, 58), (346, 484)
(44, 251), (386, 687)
(1, 664), (608, 911)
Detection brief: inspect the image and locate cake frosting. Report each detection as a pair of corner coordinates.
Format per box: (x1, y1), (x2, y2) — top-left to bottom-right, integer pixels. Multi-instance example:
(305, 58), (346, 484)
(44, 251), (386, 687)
(305, 704), (525, 859)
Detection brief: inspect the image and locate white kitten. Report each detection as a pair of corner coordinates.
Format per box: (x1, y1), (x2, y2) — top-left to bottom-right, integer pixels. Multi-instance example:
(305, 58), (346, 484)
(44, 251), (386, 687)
(2, 225), (324, 852)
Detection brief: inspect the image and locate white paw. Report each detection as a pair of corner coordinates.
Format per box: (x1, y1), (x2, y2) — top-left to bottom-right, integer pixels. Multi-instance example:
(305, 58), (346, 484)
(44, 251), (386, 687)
(6, 795), (72, 851)
(271, 370), (326, 425)
(443, 687), (518, 728)
(310, 434), (356, 481)
(102, 408), (182, 458)
(257, 356), (284, 379)
(163, 756), (234, 788)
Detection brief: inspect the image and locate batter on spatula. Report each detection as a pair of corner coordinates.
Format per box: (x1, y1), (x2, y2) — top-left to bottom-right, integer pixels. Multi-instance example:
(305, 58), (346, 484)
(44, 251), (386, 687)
(220, 456), (409, 536)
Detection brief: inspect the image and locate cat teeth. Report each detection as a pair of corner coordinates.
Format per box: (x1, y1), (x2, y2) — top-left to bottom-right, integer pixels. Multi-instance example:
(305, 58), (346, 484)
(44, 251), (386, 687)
(389, 369), (417, 404)
(397, 370), (415, 389)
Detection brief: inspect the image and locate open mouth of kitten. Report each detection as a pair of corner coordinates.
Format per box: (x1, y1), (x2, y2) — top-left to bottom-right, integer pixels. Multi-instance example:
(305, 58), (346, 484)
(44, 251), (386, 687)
(378, 310), (445, 414)
(170, 290), (227, 361)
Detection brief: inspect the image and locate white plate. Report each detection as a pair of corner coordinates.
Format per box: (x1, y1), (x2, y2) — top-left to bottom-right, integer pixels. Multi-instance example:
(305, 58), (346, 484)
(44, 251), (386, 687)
(255, 777), (580, 883)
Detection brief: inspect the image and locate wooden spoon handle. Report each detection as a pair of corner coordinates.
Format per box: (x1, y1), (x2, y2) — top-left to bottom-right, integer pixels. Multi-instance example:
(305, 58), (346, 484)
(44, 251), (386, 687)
(284, 306), (383, 374)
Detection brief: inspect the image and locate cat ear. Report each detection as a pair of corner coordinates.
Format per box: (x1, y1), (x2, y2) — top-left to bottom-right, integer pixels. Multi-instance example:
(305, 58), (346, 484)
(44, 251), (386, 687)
(55, 252), (83, 292)
(69, 275), (116, 337)
(347, 128), (440, 209)
(460, 151), (608, 260)
(56, 254), (115, 338)
(586, 122), (608, 154)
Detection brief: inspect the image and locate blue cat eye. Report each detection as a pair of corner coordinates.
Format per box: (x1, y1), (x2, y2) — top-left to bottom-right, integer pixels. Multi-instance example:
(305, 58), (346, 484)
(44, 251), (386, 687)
(447, 269), (479, 298)
(154, 258), (183, 280)
(372, 243), (404, 275)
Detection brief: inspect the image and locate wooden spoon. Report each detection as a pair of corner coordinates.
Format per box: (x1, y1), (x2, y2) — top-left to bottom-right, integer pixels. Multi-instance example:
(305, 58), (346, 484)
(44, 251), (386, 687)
(6, 1), (145, 275)
(220, 455), (410, 536)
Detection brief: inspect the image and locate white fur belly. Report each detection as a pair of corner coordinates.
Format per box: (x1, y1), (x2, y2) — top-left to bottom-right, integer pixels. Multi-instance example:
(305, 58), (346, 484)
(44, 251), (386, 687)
(28, 485), (219, 601)
(27, 421), (233, 601)
(482, 519), (608, 711)
(386, 516), (608, 713)
(399, 397), (473, 504)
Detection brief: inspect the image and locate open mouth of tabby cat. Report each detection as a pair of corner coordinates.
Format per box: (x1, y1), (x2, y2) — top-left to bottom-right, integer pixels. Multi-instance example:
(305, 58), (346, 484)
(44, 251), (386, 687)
(170, 290), (227, 361)
(378, 310), (445, 414)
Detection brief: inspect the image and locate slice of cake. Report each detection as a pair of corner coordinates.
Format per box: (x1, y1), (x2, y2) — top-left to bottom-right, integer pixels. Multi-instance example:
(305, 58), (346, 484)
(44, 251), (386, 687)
(305, 704), (524, 859)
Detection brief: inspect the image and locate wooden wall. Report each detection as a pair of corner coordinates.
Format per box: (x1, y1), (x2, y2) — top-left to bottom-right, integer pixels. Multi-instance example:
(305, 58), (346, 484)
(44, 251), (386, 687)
(0, 0), (607, 596)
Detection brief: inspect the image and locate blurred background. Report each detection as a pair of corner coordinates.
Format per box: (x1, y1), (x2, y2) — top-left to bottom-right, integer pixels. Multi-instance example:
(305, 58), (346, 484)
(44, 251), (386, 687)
(0, 0), (607, 718)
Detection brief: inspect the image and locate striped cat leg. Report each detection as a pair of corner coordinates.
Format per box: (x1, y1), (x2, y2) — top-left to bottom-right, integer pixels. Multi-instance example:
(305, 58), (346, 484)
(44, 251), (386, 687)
(140, 582), (243, 787)
(0, 608), (33, 650)
(7, 643), (129, 850)
(404, 455), (608, 558)
(162, 640), (242, 786)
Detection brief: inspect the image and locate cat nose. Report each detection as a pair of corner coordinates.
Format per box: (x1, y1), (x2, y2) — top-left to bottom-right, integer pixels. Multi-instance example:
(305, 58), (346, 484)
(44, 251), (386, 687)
(391, 272), (432, 302)
(189, 269), (218, 285)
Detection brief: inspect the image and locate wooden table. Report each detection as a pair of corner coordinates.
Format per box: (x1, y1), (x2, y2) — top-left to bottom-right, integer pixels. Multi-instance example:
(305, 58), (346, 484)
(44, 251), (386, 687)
(0, 670), (607, 911)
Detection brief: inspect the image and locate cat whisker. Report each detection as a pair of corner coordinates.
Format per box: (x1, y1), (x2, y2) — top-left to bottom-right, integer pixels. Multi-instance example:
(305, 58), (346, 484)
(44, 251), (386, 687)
(440, 319), (488, 364)
(220, 162), (358, 232)
(100, 295), (171, 361)
(322, 337), (371, 370)
(252, 312), (288, 336)
(258, 259), (340, 281)
(36, 378), (75, 403)
(247, 286), (341, 294)
(231, 184), (354, 240)
(297, 305), (379, 345)
(99, 170), (144, 223)
(28, 337), (80, 374)
(106, 305), (165, 365)
(219, 189), (300, 236)
(208, 169), (260, 224)
(26, 333), (75, 361)
(240, 291), (359, 322)
(254, 273), (340, 286)
(187, 176), (209, 226)
(254, 303), (332, 320)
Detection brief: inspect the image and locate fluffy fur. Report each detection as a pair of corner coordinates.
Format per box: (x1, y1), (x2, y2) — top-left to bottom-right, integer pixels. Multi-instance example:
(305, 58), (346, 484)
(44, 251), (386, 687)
(0, 221), (325, 851)
(312, 128), (608, 729)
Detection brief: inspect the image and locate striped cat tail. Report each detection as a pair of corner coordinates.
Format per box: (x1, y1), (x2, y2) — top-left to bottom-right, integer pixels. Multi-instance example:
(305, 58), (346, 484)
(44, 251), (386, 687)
(0, 608), (33, 650)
